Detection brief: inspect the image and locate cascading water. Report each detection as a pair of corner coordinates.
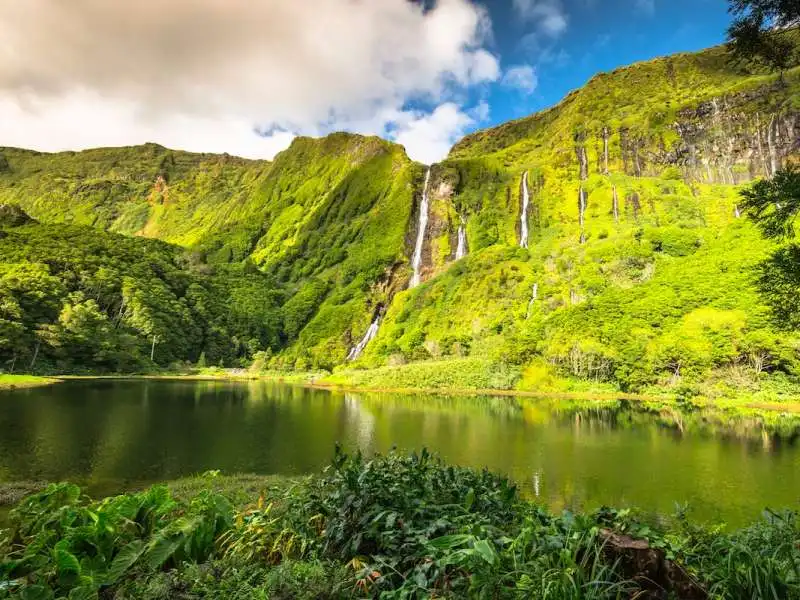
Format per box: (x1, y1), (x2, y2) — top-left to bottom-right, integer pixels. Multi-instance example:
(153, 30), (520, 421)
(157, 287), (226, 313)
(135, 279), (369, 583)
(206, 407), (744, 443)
(410, 169), (431, 288)
(612, 185), (619, 222)
(347, 316), (381, 361)
(455, 216), (467, 260)
(520, 171), (530, 249)
(734, 205), (741, 218)
(767, 115), (778, 176)
(526, 282), (538, 320)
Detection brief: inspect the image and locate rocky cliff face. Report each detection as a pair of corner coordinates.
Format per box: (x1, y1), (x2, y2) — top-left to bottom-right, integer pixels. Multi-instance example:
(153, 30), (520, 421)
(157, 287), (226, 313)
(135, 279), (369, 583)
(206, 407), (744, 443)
(672, 91), (798, 184)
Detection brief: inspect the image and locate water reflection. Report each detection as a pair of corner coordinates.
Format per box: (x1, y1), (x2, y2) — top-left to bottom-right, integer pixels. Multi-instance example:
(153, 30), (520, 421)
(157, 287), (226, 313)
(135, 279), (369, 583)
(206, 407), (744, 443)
(0, 380), (799, 525)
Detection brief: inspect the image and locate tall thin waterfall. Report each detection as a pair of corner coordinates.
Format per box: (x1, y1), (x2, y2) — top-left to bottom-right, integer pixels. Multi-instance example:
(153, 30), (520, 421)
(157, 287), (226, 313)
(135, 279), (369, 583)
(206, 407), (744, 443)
(767, 115), (778, 177)
(612, 186), (619, 222)
(347, 316), (381, 361)
(755, 113), (770, 178)
(455, 216), (467, 260)
(520, 171), (530, 249)
(734, 205), (741, 218)
(526, 282), (538, 320)
(410, 169), (431, 288)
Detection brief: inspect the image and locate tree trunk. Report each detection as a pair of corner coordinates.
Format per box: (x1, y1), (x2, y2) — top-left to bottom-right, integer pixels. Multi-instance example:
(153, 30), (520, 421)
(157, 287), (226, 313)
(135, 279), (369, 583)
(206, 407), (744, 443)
(29, 340), (40, 371)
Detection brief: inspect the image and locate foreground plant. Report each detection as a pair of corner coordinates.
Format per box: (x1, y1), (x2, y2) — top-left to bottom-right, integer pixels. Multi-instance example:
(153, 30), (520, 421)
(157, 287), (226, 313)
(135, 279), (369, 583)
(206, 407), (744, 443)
(2, 450), (800, 599)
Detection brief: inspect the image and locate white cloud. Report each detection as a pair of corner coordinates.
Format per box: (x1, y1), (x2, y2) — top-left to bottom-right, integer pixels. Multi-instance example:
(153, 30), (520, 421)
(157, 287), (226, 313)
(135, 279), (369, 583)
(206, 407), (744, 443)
(502, 65), (539, 93)
(634, 0), (656, 15)
(0, 0), (499, 163)
(512, 0), (568, 37)
(393, 103), (477, 165)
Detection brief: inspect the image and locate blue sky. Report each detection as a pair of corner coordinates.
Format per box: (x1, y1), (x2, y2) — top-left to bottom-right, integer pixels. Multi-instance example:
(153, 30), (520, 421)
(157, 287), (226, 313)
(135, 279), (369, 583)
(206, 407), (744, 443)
(452, 0), (733, 127)
(1, 0), (736, 163)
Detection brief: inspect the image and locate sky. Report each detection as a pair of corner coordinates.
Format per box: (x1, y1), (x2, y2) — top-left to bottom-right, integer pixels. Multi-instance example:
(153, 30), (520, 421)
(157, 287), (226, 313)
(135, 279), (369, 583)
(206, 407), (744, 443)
(0, 0), (733, 164)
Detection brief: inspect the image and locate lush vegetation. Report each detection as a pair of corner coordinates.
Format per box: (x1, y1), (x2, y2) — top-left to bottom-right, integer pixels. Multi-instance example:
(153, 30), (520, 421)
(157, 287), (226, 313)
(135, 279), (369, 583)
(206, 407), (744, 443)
(0, 135), (418, 370)
(0, 218), (282, 373)
(1, 449), (799, 599)
(1, 37), (799, 395)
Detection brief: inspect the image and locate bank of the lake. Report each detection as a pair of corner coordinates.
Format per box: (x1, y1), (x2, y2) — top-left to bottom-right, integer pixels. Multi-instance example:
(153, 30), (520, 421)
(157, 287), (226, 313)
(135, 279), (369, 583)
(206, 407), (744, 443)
(0, 374), (60, 391)
(15, 357), (800, 420)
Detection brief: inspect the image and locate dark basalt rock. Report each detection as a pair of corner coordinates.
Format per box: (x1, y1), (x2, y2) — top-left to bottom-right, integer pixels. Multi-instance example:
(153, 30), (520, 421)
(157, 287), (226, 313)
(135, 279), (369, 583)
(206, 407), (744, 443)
(599, 529), (707, 599)
(0, 204), (36, 227)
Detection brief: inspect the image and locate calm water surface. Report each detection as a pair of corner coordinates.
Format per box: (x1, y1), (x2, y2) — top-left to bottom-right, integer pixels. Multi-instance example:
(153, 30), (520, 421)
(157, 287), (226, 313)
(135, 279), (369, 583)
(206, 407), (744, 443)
(1, 379), (799, 525)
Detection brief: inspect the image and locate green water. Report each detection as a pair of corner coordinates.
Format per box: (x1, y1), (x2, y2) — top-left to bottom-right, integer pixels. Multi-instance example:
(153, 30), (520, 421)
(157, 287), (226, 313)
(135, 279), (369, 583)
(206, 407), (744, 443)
(1, 379), (798, 525)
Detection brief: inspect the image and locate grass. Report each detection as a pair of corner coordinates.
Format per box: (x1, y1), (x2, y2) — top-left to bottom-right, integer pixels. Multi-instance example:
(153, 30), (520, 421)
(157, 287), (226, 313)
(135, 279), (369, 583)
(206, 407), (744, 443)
(0, 375), (60, 391)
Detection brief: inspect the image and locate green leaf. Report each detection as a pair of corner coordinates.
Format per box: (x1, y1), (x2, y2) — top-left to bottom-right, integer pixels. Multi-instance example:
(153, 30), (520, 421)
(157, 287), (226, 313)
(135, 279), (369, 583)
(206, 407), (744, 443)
(428, 534), (471, 550)
(104, 539), (145, 585)
(19, 585), (55, 600)
(145, 535), (182, 569)
(54, 543), (81, 584)
(464, 488), (475, 511)
(472, 539), (497, 565)
(68, 585), (98, 600)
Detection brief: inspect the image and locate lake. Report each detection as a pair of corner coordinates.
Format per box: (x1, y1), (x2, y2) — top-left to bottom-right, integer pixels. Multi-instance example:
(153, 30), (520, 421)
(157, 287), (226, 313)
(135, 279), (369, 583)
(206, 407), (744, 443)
(1, 379), (798, 526)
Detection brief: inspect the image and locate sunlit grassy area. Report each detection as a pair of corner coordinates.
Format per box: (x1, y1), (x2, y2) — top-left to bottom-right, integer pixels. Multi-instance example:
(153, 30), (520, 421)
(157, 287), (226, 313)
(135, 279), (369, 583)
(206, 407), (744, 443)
(0, 374), (59, 391)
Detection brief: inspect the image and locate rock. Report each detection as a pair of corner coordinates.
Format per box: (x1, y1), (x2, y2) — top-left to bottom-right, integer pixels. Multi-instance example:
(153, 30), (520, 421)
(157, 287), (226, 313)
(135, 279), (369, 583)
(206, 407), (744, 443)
(0, 204), (35, 227)
(599, 529), (707, 599)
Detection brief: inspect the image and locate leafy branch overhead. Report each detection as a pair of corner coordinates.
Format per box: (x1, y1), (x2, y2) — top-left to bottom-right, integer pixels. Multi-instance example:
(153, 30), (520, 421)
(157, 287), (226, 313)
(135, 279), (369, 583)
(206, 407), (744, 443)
(741, 166), (800, 238)
(727, 0), (800, 72)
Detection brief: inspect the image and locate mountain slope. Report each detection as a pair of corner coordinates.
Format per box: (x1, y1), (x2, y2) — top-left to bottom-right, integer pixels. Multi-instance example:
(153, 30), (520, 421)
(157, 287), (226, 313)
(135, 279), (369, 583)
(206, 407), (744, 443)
(0, 135), (421, 368)
(353, 43), (800, 392)
(1, 40), (799, 391)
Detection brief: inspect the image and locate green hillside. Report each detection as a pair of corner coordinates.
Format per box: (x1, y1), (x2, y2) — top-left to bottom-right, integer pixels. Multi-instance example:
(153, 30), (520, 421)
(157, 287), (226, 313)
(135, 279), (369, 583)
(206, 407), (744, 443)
(350, 44), (800, 395)
(1, 40), (799, 394)
(0, 134), (419, 369)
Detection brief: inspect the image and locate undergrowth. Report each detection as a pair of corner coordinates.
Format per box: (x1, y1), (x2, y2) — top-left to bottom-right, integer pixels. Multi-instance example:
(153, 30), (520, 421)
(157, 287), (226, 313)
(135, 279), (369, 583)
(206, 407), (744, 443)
(1, 449), (798, 599)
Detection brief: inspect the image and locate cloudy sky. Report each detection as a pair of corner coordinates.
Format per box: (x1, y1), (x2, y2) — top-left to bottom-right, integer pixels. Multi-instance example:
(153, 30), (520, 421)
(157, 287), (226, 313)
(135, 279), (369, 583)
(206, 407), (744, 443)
(1, 0), (731, 164)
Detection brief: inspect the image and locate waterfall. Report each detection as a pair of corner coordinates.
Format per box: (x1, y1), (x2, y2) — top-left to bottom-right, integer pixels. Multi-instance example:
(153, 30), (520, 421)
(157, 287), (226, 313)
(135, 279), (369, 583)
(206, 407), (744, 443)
(602, 127), (609, 174)
(734, 205), (741, 218)
(767, 115), (778, 177)
(612, 185), (619, 222)
(455, 216), (467, 260)
(526, 282), (538, 320)
(520, 171), (530, 249)
(347, 316), (381, 361)
(755, 113), (770, 178)
(410, 169), (431, 288)
(578, 187), (587, 244)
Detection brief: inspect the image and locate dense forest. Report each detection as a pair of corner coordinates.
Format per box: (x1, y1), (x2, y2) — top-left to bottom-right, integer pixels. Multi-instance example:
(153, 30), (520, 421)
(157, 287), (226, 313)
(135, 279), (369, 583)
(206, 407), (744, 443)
(0, 208), (282, 372)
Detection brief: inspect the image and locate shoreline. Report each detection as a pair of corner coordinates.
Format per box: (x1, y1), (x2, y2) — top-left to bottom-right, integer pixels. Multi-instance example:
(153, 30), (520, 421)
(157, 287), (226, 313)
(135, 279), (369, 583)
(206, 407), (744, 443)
(0, 374), (62, 391)
(7, 371), (797, 416)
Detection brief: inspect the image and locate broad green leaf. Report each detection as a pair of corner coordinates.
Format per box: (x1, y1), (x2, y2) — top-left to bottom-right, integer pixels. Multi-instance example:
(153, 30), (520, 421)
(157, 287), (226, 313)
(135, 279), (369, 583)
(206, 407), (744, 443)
(472, 539), (497, 565)
(428, 534), (471, 550)
(68, 585), (98, 600)
(146, 535), (182, 569)
(19, 585), (55, 600)
(104, 539), (145, 584)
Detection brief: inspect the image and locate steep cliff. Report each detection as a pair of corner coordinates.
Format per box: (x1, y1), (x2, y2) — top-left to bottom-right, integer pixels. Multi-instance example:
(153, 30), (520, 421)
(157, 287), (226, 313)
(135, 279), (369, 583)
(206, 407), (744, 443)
(355, 43), (800, 392)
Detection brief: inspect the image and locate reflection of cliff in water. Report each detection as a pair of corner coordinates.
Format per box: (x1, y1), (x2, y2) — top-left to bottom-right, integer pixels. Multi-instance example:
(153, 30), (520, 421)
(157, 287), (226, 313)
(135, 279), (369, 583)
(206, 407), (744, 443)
(2, 380), (800, 526)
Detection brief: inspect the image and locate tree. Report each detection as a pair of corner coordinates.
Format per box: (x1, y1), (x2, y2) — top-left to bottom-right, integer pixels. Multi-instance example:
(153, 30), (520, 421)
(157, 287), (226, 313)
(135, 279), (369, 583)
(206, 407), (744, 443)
(740, 166), (800, 238)
(727, 0), (800, 73)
